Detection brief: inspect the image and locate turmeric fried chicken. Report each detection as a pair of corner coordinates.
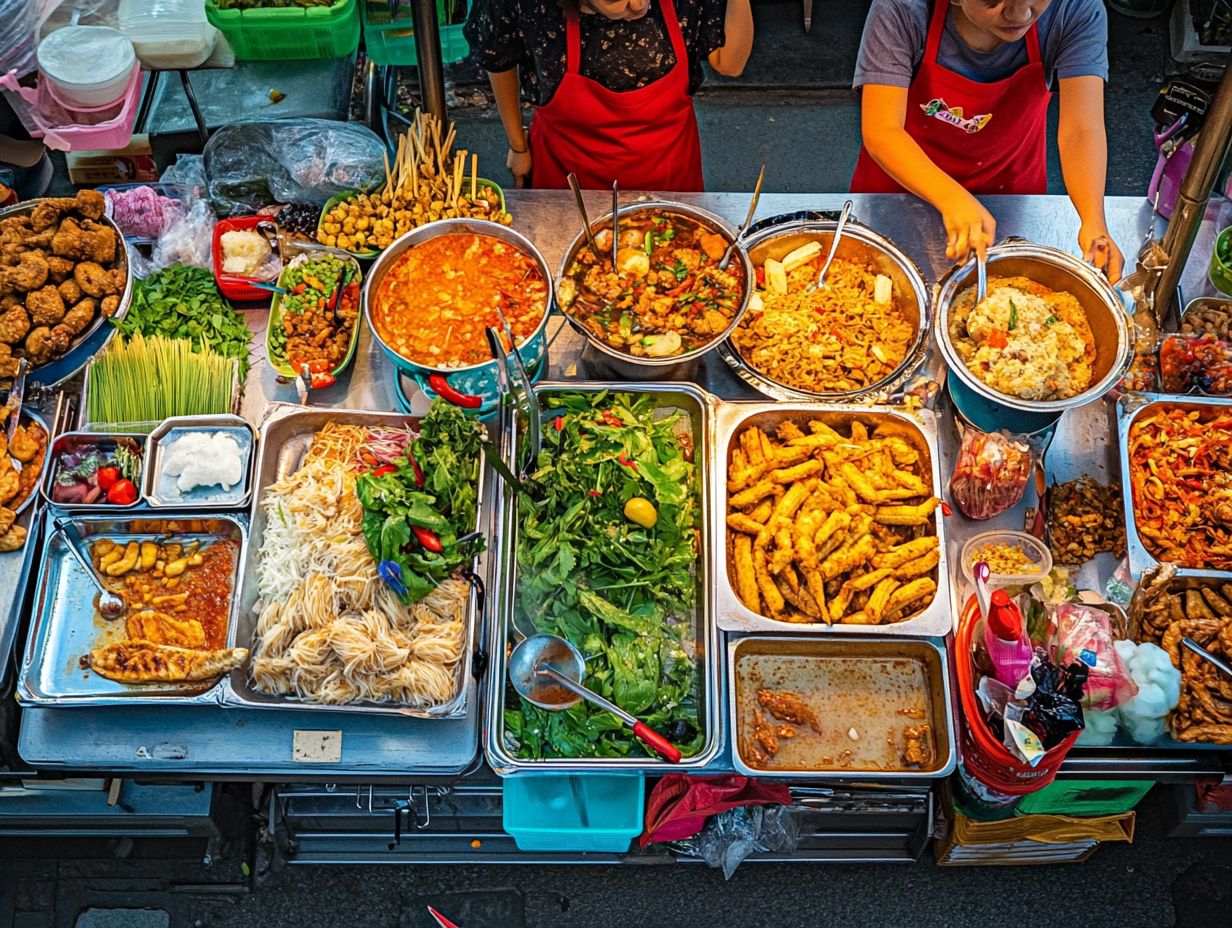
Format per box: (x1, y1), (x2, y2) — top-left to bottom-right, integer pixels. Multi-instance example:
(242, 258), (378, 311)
(757, 689), (822, 733)
(25, 285), (65, 326)
(55, 298), (95, 339)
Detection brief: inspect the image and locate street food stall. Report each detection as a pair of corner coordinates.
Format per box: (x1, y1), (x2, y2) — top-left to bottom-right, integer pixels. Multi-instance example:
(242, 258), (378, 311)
(1, 126), (1231, 866)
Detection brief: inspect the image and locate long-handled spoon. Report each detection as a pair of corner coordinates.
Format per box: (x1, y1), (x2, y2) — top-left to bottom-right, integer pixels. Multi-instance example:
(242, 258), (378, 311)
(53, 518), (127, 620)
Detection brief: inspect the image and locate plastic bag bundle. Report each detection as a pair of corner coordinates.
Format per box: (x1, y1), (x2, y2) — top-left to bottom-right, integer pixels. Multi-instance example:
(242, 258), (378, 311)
(950, 429), (1032, 520)
(1051, 603), (1139, 712)
(203, 119), (387, 215)
(0, 0), (37, 78)
(696, 805), (798, 879)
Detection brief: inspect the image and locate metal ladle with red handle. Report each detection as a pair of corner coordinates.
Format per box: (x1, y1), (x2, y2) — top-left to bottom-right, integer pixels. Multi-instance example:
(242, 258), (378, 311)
(508, 633), (683, 763)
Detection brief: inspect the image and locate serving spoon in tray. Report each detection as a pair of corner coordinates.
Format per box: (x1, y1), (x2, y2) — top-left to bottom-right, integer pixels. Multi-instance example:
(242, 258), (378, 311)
(53, 518), (127, 620)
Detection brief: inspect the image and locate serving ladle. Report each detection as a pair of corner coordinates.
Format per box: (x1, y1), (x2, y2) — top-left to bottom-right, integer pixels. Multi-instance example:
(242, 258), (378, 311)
(53, 518), (127, 620)
(812, 198), (853, 290)
(507, 633), (683, 763)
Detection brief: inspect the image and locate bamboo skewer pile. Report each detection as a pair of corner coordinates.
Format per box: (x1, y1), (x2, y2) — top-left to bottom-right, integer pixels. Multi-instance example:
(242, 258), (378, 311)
(318, 111), (512, 253)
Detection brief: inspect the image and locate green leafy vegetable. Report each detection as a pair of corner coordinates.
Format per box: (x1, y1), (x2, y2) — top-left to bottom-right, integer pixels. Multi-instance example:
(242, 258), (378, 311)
(505, 391), (703, 760)
(355, 400), (485, 604)
(117, 265), (252, 379)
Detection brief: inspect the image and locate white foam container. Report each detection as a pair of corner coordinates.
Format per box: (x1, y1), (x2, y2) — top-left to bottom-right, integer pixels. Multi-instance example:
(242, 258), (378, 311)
(118, 0), (218, 70)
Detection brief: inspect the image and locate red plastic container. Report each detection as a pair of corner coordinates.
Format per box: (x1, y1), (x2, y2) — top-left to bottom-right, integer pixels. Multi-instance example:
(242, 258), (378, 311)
(213, 215), (277, 303)
(954, 595), (1079, 795)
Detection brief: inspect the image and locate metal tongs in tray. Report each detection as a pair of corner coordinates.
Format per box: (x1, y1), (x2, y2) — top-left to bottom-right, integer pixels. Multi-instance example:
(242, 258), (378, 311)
(485, 308), (540, 487)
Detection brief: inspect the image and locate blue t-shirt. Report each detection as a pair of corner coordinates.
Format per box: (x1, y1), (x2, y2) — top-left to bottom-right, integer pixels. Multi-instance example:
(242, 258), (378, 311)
(853, 0), (1108, 91)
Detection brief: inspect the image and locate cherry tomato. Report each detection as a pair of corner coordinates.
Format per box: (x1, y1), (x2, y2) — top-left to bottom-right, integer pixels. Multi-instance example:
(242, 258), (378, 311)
(107, 479), (138, 506)
(95, 466), (121, 491)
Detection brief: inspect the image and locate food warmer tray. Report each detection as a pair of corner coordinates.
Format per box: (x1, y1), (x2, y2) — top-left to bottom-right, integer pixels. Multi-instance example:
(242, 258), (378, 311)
(1117, 392), (1232, 582)
(727, 635), (956, 780)
(712, 401), (951, 636)
(486, 382), (724, 775)
(231, 403), (485, 720)
(17, 513), (248, 707)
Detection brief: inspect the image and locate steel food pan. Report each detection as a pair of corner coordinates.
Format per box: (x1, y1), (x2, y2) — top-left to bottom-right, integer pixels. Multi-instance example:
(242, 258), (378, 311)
(485, 381), (723, 774)
(713, 401), (950, 636)
(39, 431), (146, 512)
(728, 635), (955, 779)
(1118, 393), (1232, 582)
(718, 212), (931, 403)
(141, 415), (255, 510)
(17, 513), (247, 706)
(231, 403), (484, 719)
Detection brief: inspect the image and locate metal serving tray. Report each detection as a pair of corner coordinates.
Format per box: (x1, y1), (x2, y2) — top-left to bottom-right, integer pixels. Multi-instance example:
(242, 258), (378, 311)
(231, 403), (484, 719)
(712, 402), (951, 636)
(485, 382), (723, 774)
(17, 513), (248, 707)
(1118, 392), (1232, 582)
(141, 415), (255, 510)
(39, 432), (145, 513)
(727, 635), (955, 780)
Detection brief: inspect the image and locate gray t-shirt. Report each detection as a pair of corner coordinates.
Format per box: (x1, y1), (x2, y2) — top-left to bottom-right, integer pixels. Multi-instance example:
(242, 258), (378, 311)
(853, 0), (1108, 91)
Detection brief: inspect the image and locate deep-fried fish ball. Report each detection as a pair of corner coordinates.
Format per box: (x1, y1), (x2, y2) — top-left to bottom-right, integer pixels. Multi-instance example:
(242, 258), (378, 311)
(100, 294), (120, 317)
(26, 285), (65, 326)
(75, 262), (113, 298)
(75, 189), (106, 221)
(58, 278), (82, 304)
(50, 217), (84, 259)
(0, 304), (30, 345)
(5, 252), (48, 292)
(56, 298), (95, 338)
(45, 256), (74, 283)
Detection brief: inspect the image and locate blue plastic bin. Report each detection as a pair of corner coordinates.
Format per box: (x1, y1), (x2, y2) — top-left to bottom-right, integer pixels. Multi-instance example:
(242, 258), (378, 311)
(502, 774), (645, 853)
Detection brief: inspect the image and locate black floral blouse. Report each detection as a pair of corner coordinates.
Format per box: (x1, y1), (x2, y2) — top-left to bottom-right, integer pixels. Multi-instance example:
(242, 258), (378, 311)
(464, 0), (727, 105)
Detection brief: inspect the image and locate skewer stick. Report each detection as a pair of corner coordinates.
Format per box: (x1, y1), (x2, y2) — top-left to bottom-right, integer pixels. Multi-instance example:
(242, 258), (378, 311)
(471, 153), (477, 201)
(382, 149), (392, 194)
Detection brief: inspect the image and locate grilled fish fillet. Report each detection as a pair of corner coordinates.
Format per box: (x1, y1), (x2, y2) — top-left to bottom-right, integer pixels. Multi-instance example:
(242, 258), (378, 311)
(125, 611), (206, 649)
(88, 640), (248, 683)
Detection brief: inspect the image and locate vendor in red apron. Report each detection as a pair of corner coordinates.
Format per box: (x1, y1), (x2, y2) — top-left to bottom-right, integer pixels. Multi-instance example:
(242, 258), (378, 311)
(465, 0), (753, 191)
(851, 0), (1122, 282)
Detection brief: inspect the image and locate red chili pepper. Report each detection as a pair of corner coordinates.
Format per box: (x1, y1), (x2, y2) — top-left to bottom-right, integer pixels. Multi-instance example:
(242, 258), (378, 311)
(306, 359), (331, 374)
(941, 501), (953, 517)
(294, 282), (306, 294)
(589, 489), (602, 497)
(413, 526), (444, 553)
(372, 465), (397, 477)
(666, 276), (694, 297)
(107, 479), (138, 506)
(617, 456), (637, 470)
(754, 267), (765, 286)
(95, 466), (120, 492)
(553, 416), (564, 432)
(406, 448), (425, 487)
(428, 373), (483, 409)
(309, 372), (336, 389)
(601, 411), (622, 427)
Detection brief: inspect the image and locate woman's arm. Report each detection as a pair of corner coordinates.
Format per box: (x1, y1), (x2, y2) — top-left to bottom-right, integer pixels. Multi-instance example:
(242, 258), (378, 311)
(860, 83), (995, 261)
(1057, 74), (1123, 283)
(707, 0), (753, 77)
(488, 68), (532, 187)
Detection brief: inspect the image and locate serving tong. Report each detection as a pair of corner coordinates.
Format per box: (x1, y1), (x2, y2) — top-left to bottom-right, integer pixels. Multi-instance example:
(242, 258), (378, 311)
(1182, 637), (1232, 679)
(2, 358), (26, 473)
(812, 199), (853, 291)
(566, 172), (599, 256)
(719, 163), (765, 271)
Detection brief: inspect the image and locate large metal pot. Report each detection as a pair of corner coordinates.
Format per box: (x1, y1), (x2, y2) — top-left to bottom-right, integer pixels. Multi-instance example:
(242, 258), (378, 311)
(362, 218), (553, 412)
(935, 240), (1132, 432)
(0, 200), (131, 387)
(556, 201), (753, 376)
(718, 211), (931, 402)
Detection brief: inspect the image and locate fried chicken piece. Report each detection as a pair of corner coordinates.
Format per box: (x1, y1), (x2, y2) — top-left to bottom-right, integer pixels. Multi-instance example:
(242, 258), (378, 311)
(80, 220), (117, 264)
(753, 710), (780, 759)
(25, 285), (65, 326)
(74, 261), (112, 298)
(0, 216), (30, 243)
(30, 198), (71, 231)
(0, 524), (26, 552)
(50, 217), (84, 259)
(757, 689), (822, 733)
(24, 325), (68, 365)
(5, 252), (48, 292)
(45, 256), (74, 284)
(26, 229), (56, 249)
(900, 724), (932, 767)
(0, 465), (18, 505)
(0, 352), (17, 377)
(9, 424), (40, 462)
(87, 641), (248, 684)
(0, 304), (29, 345)
(100, 294), (120, 317)
(76, 189), (106, 221)
(0, 506), (13, 535)
(55, 298), (95, 339)
(58, 278), (82, 304)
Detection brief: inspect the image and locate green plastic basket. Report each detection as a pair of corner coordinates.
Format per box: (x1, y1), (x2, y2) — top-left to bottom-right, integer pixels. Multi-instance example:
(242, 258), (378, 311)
(1016, 779), (1155, 818)
(206, 0), (361, 61)
(365, 20), (470, 67)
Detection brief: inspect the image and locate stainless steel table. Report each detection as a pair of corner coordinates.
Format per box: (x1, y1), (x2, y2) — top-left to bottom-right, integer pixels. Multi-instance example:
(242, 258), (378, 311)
(14, 192), (1226, 782)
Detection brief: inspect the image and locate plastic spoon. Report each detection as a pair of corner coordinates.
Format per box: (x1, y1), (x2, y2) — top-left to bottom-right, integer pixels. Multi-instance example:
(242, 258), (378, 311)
(812, 199), (853, 290)
(973, 560), (993, 620)
(53, 518), (127, 620)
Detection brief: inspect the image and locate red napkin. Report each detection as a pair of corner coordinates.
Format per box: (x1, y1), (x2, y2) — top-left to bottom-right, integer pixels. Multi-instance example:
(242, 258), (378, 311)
(638, 775), (792, 848)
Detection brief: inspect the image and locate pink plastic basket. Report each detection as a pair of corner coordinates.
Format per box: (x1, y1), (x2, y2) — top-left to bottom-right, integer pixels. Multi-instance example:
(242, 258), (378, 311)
(0, 62), (142, 152)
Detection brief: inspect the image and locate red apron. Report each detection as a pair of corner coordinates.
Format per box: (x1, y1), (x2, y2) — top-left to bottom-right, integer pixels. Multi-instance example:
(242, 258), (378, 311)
(850, 0), (1052, 195)
(529, 0), (704, 191)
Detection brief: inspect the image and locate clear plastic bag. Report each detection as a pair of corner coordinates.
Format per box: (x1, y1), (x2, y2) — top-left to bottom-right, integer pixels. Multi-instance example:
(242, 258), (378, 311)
(202, 119), (387, 215)
(950, 429), (1032, 520)
(696, 805), (798, 880)
(1050, 603), (1139, 712)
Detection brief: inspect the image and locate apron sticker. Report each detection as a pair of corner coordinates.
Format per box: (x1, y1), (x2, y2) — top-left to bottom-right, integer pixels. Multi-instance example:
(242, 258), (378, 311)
(921, 98), (992, 135)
